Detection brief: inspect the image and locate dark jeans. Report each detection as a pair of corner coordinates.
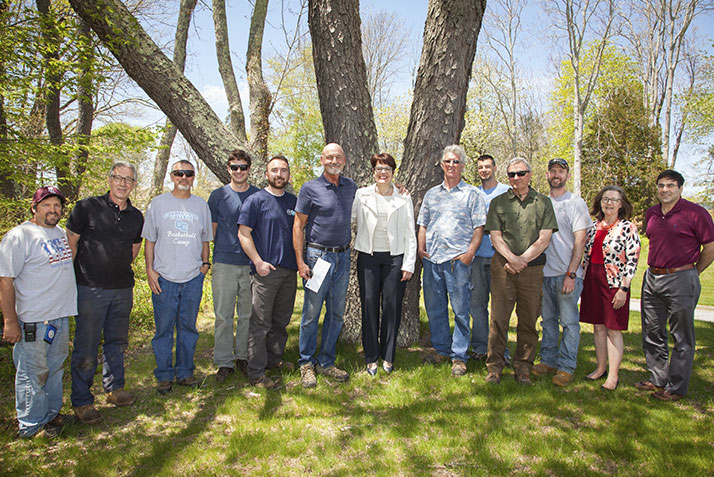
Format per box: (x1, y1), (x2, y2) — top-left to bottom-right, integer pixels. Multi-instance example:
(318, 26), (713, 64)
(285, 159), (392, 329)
(71, 286), (133, 407)
(357, 252), (406, 364)
(247, 267), (297, 379)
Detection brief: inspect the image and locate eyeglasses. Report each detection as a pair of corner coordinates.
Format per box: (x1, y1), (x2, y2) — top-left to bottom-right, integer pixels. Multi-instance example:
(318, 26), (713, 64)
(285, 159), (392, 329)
(110, 175), (136, 184)
(374, 166), (393, 173)
(507, 170), (529, 178)
(171, 170), (195, 178)
(230, 164), (249, 171)
(656, 182), (679, 190)
(442, 159), (461, 165)
(601, 197), (621, 203)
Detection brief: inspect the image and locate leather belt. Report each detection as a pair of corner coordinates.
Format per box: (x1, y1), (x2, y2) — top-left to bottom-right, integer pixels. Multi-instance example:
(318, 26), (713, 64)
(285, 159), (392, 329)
(307, 243), (347, 253)
(649, 263), (695, 275)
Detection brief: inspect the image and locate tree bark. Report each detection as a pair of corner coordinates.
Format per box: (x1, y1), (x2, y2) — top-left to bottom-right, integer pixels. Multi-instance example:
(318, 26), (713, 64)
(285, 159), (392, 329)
(247, 0), (272, 165)
(308, 0), (380, 344)
(70, 17), (95, 201)
(399, 0), (486, 346)
(37, 0), (70, 196)
(69, 0), (238, 184)
(149, 0), (198, 199)
(213, 0), (248, 145)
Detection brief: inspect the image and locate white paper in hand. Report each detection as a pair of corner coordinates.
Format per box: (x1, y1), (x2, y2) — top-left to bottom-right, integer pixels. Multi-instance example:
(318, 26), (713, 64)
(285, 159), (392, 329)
(305, 257), (332, 293)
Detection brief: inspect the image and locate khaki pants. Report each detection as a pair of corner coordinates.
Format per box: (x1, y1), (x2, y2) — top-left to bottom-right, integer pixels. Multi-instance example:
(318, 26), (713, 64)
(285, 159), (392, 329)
(486, 253), (544, 377)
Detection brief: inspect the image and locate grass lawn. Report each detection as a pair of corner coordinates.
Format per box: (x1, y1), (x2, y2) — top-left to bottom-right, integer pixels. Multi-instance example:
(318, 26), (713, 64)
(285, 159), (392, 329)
(1, 278), (713, 476)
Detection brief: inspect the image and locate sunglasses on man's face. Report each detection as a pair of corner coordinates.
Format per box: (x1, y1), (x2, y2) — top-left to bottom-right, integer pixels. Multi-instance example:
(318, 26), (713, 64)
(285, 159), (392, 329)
(230, 164), (249, 171)
(507, 170), (529, 178)
(172, 170), (195, 178)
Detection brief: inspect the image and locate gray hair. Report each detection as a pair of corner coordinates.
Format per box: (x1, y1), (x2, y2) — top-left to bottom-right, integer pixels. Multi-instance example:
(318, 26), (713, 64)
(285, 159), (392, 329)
(109, 162), (137, 180)
(441, 144), (466, 163)
(507, 157), (531, 171)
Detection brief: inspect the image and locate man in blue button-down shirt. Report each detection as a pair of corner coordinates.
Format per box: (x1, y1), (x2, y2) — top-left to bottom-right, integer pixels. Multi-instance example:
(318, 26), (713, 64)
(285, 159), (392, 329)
(417, 145), (486, 376)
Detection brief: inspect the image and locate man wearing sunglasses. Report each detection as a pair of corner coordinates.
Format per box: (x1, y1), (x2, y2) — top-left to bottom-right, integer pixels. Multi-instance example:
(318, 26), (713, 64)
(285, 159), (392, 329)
(66, 163), (144, 424)
(417, 145), (487, 377)
(484, 157), (557, 385)
(207, 150), (260, 382)
(142, 160), (213, 394)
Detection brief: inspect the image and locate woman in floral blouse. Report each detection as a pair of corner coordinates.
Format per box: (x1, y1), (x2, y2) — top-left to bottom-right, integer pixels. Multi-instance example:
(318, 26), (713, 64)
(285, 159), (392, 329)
(580, 185), (641, 391)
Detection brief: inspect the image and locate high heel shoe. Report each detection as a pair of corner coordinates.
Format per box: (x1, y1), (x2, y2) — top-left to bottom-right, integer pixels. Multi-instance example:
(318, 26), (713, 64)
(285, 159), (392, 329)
(366, 364), (378, 377)
(382, 362), (393, 374)
(584, 372), (606, 381)
(601, 380), (618, 391)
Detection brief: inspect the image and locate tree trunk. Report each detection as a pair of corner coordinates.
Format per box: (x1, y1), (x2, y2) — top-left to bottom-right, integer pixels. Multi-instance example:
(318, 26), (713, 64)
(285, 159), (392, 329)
(69, 0), (238, 184)
(37, 0), (70, 196)
(399, 0), (486, 346)
(70, 17), (95, 202)
(213, 0), (248, 145)
(0, 0), (15, 199)
(308, 0), (379, 344)
(247, 0), (272, 166)
(149, 0), (198, 199)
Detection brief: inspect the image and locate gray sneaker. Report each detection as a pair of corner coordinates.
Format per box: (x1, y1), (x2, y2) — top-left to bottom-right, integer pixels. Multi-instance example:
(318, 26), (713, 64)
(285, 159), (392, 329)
(300, 363), (317, 388)
(316, 364), (349, 382)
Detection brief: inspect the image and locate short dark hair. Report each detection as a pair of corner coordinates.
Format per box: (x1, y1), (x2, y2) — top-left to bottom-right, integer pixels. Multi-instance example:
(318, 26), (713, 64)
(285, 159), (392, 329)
(591, 185), (633, 221)
(370, 153), (397, 171)
(267, 155), (290, 170)
(476, 154), (496, 167)
(228, 149), (251, 167)
(656, 169), (684, 187)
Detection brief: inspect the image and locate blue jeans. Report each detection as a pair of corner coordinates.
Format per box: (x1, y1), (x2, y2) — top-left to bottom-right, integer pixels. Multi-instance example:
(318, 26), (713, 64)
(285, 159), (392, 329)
(14, 317), (69, 437)
(422, 259), (472, 362)
(540, 275), (583, 374)
(151, 273), (205, 381)
(298, 247), (350, 368)
(71, 286), (132, 407)
(470, 256), (511, 360)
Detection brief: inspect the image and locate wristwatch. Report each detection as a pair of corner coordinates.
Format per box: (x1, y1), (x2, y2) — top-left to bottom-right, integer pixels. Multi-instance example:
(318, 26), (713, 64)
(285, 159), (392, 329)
(619, 285), (629, 292)
(567, 272), (577, 279)
(202, 262), (212, 269)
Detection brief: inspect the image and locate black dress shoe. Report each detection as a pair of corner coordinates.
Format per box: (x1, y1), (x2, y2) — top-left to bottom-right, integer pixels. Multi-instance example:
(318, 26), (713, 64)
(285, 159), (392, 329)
(601, 380), (618, 391)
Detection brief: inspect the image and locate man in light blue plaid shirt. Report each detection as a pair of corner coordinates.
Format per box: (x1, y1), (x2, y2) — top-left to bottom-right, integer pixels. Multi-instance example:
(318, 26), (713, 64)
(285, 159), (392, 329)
(417, 145), (486, 377)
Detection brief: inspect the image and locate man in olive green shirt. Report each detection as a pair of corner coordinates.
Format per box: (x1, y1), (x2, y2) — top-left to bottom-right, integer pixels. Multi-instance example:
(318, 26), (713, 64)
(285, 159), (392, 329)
(484, 157), (558, 385)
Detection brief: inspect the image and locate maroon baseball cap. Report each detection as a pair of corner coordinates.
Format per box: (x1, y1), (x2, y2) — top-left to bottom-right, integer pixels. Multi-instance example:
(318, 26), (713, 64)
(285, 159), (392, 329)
(32, 186), (66, 207)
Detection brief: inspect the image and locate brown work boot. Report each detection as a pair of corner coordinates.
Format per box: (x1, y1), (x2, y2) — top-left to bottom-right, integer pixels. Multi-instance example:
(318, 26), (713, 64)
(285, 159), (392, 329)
(106, 388), (136, 407)
(451, 359), (467, 377)
(235, 359), (249, 376)
(74, 404), (102, 424)
(531, 363), (557, 377)
(156, 380), (172, 395)
(215, 367), (234, 382)
(552, 370), (574, 387)
(300, 363), (317, 388)
(485, 371), (501, 384)
(316, 364), (350, 382)
(635, 380), (664, 392)
(516, 373), (533, 386)
(250, 375), (281, 390)
(651, 390), (683, 401)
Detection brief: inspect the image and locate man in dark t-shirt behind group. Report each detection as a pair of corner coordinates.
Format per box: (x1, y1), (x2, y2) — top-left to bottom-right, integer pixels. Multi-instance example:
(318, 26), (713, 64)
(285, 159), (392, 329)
(66, 162), (144, 425)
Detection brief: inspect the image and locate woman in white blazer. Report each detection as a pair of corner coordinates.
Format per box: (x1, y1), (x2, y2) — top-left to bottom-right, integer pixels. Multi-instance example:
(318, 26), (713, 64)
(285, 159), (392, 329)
(351, 153), (417, 375)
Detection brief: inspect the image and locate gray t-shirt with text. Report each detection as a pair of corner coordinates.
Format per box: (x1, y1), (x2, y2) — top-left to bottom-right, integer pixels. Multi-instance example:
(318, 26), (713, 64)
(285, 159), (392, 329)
(543, 191), (592, 277)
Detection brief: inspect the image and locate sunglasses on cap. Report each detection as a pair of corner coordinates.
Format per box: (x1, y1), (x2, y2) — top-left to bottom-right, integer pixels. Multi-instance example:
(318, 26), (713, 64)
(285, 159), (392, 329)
(171, 170), (195, 178)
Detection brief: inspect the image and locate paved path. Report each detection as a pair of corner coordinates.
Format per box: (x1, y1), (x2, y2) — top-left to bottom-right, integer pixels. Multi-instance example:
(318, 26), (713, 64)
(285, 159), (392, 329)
(630, 298), (714, 323)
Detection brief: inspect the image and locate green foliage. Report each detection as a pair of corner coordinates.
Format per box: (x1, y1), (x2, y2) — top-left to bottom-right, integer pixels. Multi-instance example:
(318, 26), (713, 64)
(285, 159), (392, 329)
(683, 54), (714, 142)
(374, 93), (411, 168)
(267, 46), (324, 192)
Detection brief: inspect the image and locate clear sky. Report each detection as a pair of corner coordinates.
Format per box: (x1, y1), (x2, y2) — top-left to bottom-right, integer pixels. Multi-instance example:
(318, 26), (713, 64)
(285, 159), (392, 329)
(137, 1), (713, 184)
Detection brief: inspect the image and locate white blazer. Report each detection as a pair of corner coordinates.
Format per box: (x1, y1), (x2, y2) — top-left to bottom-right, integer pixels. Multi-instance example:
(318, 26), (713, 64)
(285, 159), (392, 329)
(351, 184), (417, 273)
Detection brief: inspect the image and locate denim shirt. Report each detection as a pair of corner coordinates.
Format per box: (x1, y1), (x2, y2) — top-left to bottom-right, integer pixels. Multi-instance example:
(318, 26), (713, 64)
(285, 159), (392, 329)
(417, 180), (486, 264)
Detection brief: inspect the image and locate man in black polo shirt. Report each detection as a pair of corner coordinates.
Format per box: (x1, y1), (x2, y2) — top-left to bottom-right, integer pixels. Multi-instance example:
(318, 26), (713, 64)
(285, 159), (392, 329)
(66, 162), (144, 424)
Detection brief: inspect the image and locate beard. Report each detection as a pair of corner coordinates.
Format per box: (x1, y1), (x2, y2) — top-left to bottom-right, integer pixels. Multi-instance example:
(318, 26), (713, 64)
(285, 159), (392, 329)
(41, 213), (60, 227)
(176, 184), (191, 191)
(268, 177), (287, 189)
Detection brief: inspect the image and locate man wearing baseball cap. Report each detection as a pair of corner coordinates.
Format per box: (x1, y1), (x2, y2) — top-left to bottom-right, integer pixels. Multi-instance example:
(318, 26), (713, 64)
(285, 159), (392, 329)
(0, 186), (77, 438)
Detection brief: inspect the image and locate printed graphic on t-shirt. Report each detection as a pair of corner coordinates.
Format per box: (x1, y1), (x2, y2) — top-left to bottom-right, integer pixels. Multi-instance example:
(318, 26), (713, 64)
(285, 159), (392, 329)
(164, 210), (200, 247)
(43, 236), (73, 266)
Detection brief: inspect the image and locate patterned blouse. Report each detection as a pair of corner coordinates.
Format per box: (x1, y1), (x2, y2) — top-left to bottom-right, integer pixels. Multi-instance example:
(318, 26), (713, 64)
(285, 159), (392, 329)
(582, 219), (641, 288)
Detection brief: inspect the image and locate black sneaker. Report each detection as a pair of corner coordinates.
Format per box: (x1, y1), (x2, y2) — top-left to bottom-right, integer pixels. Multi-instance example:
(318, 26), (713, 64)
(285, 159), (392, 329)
(235, 359), (249, 376)
(216, 367), (234, 382)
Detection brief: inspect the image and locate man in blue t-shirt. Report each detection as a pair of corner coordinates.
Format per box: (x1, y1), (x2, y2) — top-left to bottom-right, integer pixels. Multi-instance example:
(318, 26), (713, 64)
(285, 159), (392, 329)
(207, 150), (260, 381)
(469, 155), (510, 363)
(293, 143), (357, 388)
(238, 156), (298, 389)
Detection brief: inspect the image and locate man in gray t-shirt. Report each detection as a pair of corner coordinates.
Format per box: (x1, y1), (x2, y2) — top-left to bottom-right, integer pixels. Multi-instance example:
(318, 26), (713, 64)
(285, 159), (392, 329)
(142, 160), (212, 394)
(0, 186), (77, 438)
(531, 158), (591, 386)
